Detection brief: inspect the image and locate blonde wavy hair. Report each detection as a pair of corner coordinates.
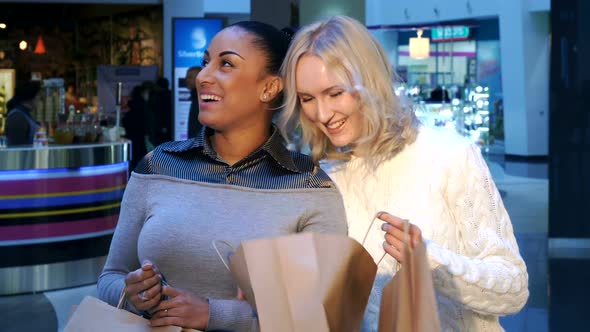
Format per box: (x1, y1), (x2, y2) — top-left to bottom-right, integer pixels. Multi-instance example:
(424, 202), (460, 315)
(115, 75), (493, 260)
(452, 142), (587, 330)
(278, 16), (420, 169)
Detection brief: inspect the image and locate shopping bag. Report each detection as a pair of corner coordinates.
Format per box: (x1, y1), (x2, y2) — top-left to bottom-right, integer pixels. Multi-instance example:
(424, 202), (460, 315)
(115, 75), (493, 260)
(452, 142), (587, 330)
(225, 232), (377, 332)
(64, 291), (201, 332)
(378, 221), (441, 332)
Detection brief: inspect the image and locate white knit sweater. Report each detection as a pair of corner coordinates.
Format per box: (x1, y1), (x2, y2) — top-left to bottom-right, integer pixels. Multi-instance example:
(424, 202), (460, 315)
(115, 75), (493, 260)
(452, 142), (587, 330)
(323, 127), (529, 332)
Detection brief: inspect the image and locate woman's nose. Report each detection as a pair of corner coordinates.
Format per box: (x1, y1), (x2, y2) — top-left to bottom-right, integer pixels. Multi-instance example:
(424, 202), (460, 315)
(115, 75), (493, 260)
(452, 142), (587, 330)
(196, 67), (212, 88)
(316, 100), (334, 123)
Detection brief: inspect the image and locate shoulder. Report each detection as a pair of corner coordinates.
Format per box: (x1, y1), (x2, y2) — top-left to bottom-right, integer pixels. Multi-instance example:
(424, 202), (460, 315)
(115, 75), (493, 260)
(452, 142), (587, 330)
(7, 108), (26, 120)
(133, 140), (197, 175)
(159, 139), (196, 153)
(5, 109), (30, 129)
(412, 126), (473, 159)
(289, 150), (337, 189)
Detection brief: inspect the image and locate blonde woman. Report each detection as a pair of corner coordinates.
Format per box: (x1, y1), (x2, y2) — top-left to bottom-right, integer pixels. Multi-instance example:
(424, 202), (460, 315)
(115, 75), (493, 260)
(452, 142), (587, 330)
(279, 16), (529, 331)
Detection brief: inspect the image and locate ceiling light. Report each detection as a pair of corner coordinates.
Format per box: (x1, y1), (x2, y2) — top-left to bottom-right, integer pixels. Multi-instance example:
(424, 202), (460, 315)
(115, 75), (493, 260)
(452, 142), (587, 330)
(34, 36), (46, 54)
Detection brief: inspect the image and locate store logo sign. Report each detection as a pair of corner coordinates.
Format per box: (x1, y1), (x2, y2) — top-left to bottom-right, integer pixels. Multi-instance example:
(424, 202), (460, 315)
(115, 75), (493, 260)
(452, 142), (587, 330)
(177, 28), (206, 59)
(432, 26), (469, 42)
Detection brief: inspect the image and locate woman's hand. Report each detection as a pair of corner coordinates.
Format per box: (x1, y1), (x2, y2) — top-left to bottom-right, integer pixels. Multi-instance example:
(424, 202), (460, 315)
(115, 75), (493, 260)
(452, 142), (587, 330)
(379, 212), (423, 264)
(149, 285), (210, 330)
(124, 260), (163, 311)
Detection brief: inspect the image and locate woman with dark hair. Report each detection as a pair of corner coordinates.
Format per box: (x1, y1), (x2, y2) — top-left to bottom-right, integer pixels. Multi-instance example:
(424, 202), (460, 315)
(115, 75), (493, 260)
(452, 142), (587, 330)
(5, 80), (41, 146)
(98, 21), (347, 332)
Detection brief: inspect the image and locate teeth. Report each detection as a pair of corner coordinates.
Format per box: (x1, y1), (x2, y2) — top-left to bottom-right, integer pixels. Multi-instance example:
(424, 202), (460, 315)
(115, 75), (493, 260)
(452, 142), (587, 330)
(327, 119), (346, 129)
(201, 94), (222, 101)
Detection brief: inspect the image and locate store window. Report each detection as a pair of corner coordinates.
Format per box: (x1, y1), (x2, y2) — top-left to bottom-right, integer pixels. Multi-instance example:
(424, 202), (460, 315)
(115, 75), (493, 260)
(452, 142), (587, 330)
(382, 19), (503, 151)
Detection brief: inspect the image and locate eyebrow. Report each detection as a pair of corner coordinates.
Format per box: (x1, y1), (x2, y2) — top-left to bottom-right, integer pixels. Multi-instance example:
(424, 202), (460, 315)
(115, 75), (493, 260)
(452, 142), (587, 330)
(203, 50), (245, 60)
(297, 85), (342, 96)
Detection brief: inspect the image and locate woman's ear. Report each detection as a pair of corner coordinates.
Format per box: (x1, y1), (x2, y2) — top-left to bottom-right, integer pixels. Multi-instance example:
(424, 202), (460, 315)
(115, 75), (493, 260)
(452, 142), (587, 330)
(260, 76), (284, 103)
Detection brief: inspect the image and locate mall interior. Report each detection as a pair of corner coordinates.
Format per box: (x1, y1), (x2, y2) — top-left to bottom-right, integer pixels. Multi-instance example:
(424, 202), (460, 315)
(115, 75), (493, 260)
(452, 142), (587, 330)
(0, 0), (588, 331)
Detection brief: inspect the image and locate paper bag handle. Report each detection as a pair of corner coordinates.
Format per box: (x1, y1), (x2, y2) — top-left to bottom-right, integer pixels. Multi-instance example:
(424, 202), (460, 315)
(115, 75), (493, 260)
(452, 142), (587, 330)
(363, 212), (411, 268)
(362, 212), (388, 267)
(403, 218), (410, 245)
(117, 288), (127, 309)
(211, 240), (235, 272)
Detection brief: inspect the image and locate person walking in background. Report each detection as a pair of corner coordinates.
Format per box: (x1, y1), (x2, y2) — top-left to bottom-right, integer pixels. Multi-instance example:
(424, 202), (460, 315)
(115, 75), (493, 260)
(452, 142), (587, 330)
(280, 15), (528, 331)
(122, 84), (150, 171)
(185, 66), (202, 138)
(151, 77), (172, 145)
(5, 80), (41, 146)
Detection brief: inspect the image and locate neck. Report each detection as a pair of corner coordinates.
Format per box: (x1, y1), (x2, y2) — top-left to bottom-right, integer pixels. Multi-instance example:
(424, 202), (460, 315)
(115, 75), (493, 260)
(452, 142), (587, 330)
(211, 121), (272, 165)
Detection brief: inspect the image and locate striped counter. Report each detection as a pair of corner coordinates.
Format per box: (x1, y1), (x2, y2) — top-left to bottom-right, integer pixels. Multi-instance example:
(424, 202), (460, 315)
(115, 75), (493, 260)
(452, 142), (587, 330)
(0, 142), (130, 295)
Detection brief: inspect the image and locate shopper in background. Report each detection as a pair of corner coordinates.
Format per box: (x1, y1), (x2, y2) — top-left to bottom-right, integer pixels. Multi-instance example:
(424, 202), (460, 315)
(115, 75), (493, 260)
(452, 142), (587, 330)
(280, 15), (528, 331)
(186, 66), (202, 139)
(427, 85), (451, 103)
(5, 80), (41, 146)
(65, 83), (78, 104)
(151, 77), (173, 145)
(122, 84), (150, 171)
(98, 21), (347, 332)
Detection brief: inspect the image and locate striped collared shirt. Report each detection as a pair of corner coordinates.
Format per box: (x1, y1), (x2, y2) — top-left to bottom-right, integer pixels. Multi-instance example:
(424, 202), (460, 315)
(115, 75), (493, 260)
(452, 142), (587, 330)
(134, 126), (335, 189)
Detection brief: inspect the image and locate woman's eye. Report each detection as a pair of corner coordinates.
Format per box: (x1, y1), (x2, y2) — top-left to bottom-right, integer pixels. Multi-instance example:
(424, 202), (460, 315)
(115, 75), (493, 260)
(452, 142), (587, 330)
(300, 97), (312, 103)
(330, 91), (343, 98)
(221, 60), (233, 67)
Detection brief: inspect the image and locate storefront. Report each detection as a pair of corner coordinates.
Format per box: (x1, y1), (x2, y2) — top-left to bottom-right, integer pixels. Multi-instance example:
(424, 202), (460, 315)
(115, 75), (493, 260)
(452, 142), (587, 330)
(0, 141), (129, 295)
(370, 18), (502, 151)
(367, 0), (550, 157)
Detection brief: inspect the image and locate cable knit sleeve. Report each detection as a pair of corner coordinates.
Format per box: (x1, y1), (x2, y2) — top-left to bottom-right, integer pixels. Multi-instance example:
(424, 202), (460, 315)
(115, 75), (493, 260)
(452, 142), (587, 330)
(425, 142), (529, 316)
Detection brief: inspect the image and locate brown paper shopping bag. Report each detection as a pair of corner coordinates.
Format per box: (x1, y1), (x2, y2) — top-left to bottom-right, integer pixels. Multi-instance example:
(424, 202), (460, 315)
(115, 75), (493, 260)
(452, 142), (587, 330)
(378, 222), (441, 332)
(64, 292), (201, 332)
(226, 232), (377, 332)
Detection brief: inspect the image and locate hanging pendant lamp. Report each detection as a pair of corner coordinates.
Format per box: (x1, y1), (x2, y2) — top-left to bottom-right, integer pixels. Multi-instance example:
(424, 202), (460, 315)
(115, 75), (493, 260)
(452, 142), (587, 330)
(409, 29), (430, 59)
(34, 36), (46, 54)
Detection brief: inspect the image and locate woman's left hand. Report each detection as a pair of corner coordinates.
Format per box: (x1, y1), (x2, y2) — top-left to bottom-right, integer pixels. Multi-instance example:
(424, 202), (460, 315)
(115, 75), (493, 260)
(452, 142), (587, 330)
(149, 285), (210, 330)
(379, 212), (423, 264)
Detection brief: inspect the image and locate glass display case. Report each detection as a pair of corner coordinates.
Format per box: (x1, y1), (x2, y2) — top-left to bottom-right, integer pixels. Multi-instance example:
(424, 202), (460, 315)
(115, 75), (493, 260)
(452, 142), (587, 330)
(461, 85), (491, 150)
(33, 78), (65, 139)
(397, 83), (491, 150)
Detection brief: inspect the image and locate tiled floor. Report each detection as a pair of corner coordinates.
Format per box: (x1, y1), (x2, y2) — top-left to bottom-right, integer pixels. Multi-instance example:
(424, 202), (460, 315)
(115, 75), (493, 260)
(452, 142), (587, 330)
(487, 152), (550, 332)
(0, 147), (571, 332)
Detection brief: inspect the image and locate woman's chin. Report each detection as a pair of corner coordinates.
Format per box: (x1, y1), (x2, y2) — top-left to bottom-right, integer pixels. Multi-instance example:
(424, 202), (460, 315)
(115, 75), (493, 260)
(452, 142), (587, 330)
(331, 140), (350, 149)
(198, 114), (217, 129)
(328, 136), (353, 148)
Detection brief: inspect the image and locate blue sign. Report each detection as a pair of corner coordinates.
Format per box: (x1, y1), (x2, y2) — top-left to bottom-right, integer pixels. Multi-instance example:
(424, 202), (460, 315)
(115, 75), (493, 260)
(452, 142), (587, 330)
(174, 18), (222, 68)
(173, 18), (223, 140)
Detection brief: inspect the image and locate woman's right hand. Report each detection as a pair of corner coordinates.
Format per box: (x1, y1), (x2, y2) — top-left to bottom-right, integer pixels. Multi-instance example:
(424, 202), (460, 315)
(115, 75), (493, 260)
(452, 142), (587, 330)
(124, 260), (163, 311)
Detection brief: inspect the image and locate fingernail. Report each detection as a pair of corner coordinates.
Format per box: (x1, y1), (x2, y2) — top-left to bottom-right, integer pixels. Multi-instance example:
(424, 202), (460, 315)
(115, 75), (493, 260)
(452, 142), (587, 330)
(381, 223), (389, 231)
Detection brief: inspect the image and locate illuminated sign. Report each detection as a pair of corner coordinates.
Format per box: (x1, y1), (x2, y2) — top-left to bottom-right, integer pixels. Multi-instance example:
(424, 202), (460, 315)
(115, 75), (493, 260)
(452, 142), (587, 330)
(431, 26), (469, 42)
(172, 18), (223, 140)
